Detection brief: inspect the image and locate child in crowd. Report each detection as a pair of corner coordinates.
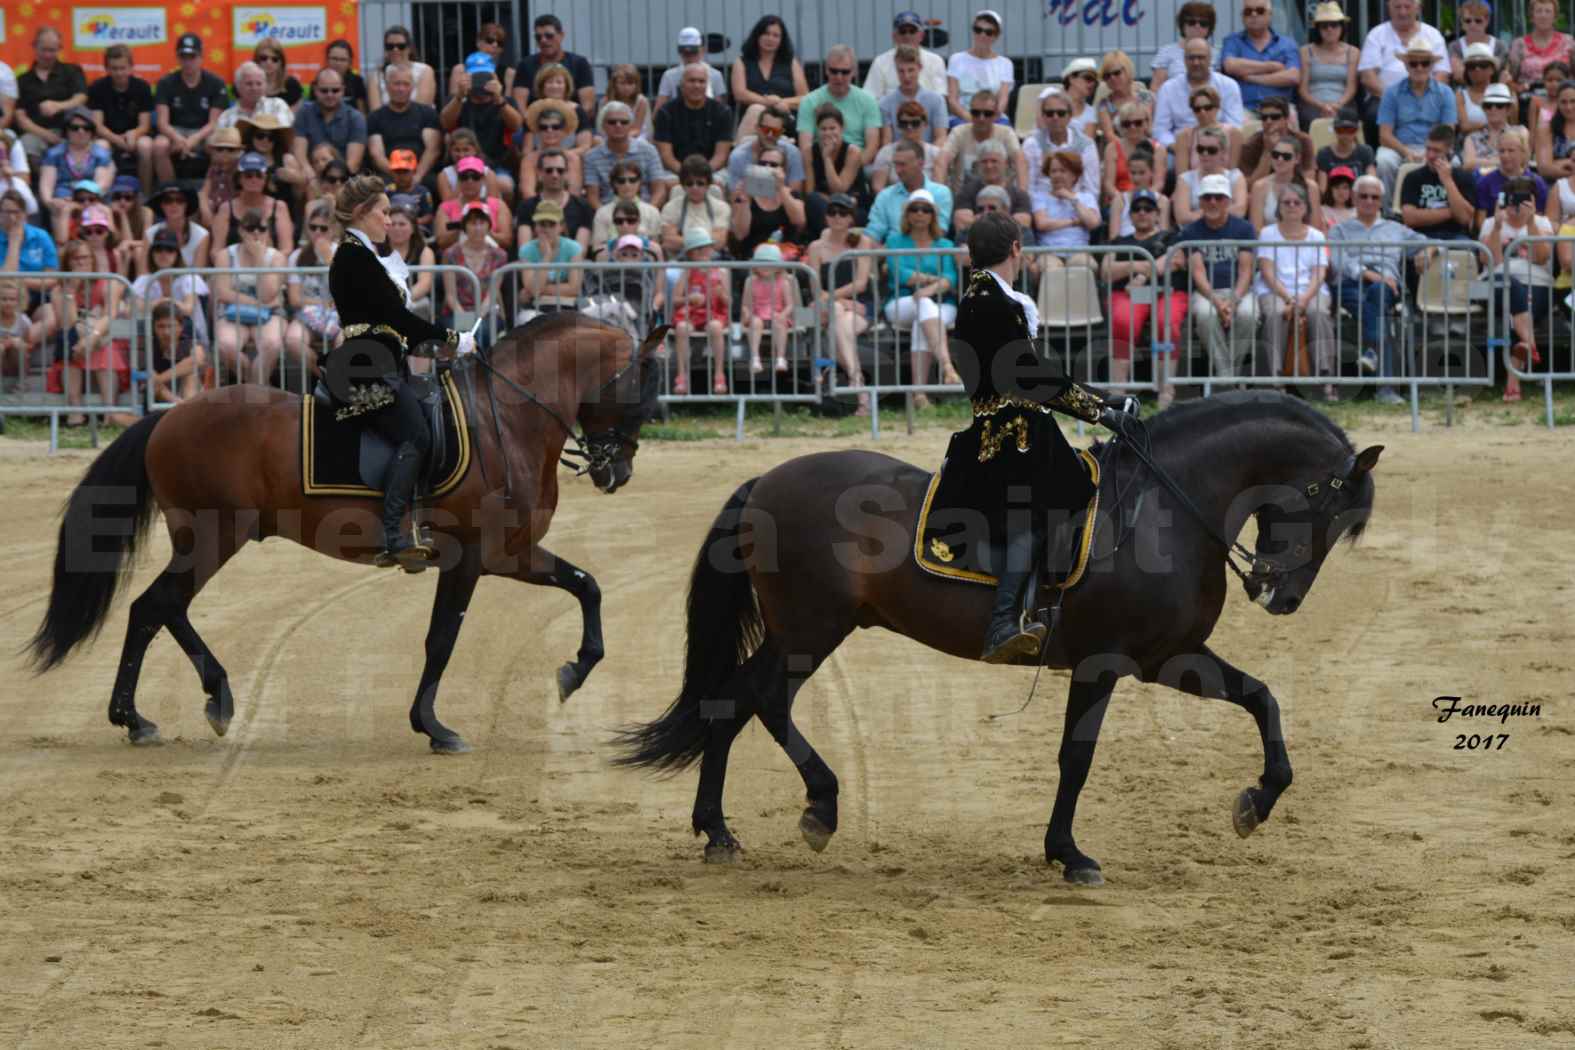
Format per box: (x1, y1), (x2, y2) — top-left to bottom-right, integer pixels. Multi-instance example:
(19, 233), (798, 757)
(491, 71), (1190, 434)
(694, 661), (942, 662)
(1111, 148), (1172, 236)
(146, 298), (206, 403)
(1321, 165), (1357, 229)
(0, 280), (38, 385)
(442, 203), (508, 344)
(1315, 108), (1375, 196)
(437, 129), (501, 202)
(584, 234), (663, 336)
(741, 243), (794, 374)
(670, 228), (731, 395)
(1531, 62), (1569, 135)
(385, 149), (437, 233)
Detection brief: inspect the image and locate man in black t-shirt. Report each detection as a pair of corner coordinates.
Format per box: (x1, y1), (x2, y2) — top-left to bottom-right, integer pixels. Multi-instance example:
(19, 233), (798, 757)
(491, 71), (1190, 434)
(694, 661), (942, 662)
(1313, 107), (1377, 196)
(439, 54), (523, 195)
(653, 65), (734, 176)
(1103, 189), (1184, 404)
(1399, 125), (1477, 241)
(514, 14), (596, 113)
(88, 45), (155, 187)
(368, 64), (442, 181)
(15, 28), (89, 164)
(154, 33), (229, 180)
(515, 148), (594, 250)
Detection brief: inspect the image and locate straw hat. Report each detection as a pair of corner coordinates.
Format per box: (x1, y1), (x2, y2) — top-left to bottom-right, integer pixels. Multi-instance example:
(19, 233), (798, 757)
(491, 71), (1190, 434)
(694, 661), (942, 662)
(1312, 2), (1348, 24)
(526, 98), (579, 136)
(238, 113), (295, 154)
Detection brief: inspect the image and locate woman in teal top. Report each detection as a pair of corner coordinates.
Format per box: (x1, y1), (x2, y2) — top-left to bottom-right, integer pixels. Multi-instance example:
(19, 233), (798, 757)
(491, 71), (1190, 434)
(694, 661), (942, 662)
(881, 188), (961, 407)
(516, 199), (584, 317)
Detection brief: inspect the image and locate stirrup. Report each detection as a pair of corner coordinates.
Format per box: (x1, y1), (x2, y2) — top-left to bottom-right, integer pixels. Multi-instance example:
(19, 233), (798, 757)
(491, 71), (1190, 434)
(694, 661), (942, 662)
(981, 613), (1048, 664)
(375, 527), (435, 573)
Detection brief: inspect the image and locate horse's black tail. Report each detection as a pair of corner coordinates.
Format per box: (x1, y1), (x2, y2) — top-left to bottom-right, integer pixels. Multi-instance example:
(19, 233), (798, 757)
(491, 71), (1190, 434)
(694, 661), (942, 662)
(28, 412), (166, 671)
(614, 478), (764, 773)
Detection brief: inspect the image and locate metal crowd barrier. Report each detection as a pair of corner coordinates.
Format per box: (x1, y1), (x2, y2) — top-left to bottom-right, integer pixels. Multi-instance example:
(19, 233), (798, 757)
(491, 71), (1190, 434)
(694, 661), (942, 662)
(1500, 235), (1575, 430)
(0, 270), (139, 452)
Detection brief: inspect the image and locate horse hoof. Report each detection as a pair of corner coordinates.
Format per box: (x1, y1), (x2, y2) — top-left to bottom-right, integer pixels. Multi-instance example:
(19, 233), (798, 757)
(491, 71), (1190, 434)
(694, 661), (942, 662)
(1063, 864), (1105, 887)
(1233, 788), (1261, 838)
(204, 706), (229, 738)
(799, 811), (834, 853)
(556, 664), (581, 703)
(704, 842), (743, 864)
(128, 724), (163, 747)
(429, 736), (473, 755)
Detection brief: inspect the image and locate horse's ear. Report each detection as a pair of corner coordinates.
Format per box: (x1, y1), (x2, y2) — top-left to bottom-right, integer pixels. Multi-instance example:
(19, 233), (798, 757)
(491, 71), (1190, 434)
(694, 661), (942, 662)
(1351, 445), (1384, 476)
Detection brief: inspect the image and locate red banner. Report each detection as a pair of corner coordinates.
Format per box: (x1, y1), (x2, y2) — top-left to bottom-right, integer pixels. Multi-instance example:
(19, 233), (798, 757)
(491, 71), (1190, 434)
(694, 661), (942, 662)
(0, 2), (358, 85)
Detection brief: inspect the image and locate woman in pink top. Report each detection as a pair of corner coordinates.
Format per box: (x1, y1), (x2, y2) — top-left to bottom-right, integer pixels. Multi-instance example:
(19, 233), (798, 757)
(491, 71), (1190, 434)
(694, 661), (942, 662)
(742, 243), (794, 375)
(1507, 0), (1575, 95)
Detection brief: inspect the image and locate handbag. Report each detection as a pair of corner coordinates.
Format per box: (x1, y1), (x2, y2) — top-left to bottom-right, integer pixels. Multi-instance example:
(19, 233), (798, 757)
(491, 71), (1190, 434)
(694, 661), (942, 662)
(222, 303), (274, 326)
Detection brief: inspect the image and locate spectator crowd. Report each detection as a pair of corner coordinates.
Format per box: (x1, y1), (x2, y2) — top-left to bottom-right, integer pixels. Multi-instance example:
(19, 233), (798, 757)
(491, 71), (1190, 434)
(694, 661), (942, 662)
(2, 1), (1573, 421)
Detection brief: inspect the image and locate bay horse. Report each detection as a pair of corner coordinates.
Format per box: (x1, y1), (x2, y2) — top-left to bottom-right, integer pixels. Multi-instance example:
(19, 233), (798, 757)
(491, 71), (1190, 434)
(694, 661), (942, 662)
(618, 392), (1382, 885)
(29, 314), (669, 752)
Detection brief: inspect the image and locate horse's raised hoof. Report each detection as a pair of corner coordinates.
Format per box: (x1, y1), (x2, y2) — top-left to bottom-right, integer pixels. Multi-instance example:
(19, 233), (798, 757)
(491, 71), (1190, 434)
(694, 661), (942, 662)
(1233, 788), (1262, 838)
(798, 810), (834, 853)
(429, 735), (473, 755)
(128, 722), (163, 747)
(704, 841), (743, 864)
(1063, 864), (1105, 887)
(556, 664), (581, 703)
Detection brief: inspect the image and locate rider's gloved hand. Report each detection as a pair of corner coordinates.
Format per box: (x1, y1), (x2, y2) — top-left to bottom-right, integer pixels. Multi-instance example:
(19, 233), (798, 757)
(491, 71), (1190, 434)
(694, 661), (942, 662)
(1119, 395), (1141, 416)
(456, 331), (478, 356)
(1098, 407), (1127, 431)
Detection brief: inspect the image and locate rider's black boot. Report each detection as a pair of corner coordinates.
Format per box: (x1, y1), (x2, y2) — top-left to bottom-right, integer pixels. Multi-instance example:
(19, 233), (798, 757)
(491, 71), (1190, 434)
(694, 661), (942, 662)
(980, 526), (1046, 663)
(373, 441), (434, 573)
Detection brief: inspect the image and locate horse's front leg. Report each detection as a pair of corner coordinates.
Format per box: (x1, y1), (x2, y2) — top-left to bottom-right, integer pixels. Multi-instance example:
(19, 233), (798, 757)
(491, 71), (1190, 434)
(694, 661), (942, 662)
(505, 545), (603, 702)
(410, 545), (482, 753)
(1045, 671), (1116, 886)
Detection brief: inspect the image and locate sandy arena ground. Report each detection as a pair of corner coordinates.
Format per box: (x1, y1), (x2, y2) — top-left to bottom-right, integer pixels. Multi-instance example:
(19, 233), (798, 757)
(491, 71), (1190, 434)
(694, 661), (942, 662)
(1, 414), (1572, 1049)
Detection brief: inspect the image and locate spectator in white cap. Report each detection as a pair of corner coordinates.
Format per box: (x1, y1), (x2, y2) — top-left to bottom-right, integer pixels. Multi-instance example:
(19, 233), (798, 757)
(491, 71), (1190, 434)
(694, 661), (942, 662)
(946, 10), (1012, 126)
(1358, 0), (1448, 128)
(1060, 58), (1101, 137)
(742, 243), (795, 375)
(1448, 1), (1508, 85)
(865, 12), (948, 99)
(1464, 83), (1517, 170)
(1376, 36), (1457, 193)
(1178, 172), (1260, 378)
(657, 28), (726, 111)
(1455, 41), (1500, 135)
(670, 226), (731, 396)
(1022, 87), (1100, 200)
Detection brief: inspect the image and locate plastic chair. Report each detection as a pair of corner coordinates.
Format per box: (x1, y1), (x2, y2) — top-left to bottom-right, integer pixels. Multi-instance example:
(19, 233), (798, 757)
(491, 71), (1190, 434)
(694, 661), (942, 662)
(1037, 265), (1105, 328)
(1392, 163), (1422, 212)
(1014, 84), (1048, 137)
(1307, 118), (1336, 155)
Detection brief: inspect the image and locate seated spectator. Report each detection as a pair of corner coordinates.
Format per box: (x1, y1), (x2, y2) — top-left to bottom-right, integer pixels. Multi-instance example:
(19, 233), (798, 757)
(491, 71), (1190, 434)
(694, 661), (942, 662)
(15, 28), (88, 167)
(367, 64), (441, 181)
(446, 23), (516, 103)
(882, 189), (959, 407)
(0, 191), (59, 318)
(527, 66), (595, 149)
(1314, 107), (1375, 194)
(657, 30), (725, 112)
(520, 100), (586, 194)
(867, 101), (940, 194)
(655, 65), (735, 177)
(1059, 58), (1101, 137)
(878, 45), (949, 149)
(434, 156), (511, 251)
(1474, 127), (1548, 222)
(0, 61), (16, 134)
(1298, 3), (1359, 128)
(309, 156), (351, 213)
(1221, 0), (1300, 119)
(1357, 0), (1448, 130)
(1249, 137), (1324, 229)
(145, 182), (208, 268)
(50, 237), (130, 425)
(253, 40), (303, 112)
(199, 126), (243, 226)
(518, 149), (593, 250)
(1110, 148), (1173, 236)
(1103, 101), (1167, 202)
(77, 203), (119, 274)
(443, 128), (504, 202)
(865, 139), (952, 243)
(1377, 38), (1458, 194)
(144, 299), (207, 403)
(106, 174), (153, 276)
(441, 52), (523, 197)
(583, 234), (663, 337)
(946, 11), (1012, 125)
(516, 200), (585, 322)
(1103, 189), (1185, 406)
(661, 155), (731, 259)
(130, 230), (209, 348)
(1151, 3), (1221, 96)
(1173, 127), (1248, 224)
(731, 17), (810, 142)
(669, 228), (731, 395)
(442, 204), (508, 340)
(211, 152), (294, 259)
(1530, 62), (1569, 138)
(953, 141), (1032, 237)
(1239, 95), (1314, 186)
(1254, 181), (1336, 397)
(0, 131), (38, 217)
(385, 149), (436, 231)
(594, 200), (662, 262)
(1023, 88), (1100, 200)
(1535, 81), (1575, 178)
(1463, 84), (1516, 170)
(285, 200), (341, 364)
(219, 63), (293, 130)
(1328, 174), (1437, 405)
(1321, 165), (1358, 228)
(515, 15), (596, 113)
(585, 103), (674, 208)
(741, 243), (795, 374)
(1505, 0), (1575, 100)
(806, 105), (871, 211)
(1483, 174), (1556, 404)
(1448, 2), (1508, 85)
(593, 166), (665, 248)
(1095, 51), (1156, 149)
(294, 68), (367, 174)
(866, 12), (948, 100)
(934, 90), (1025, 194)
(386, 205), (436, 322)
(1550, 155), (1575, 227)
(1399, 126), (1477, 242)
(728, 144), (808, 259)
(154, 34), (228, 181)
(1155, 40), (1246, 148)
(604, 64), (653, 138)
(368, 25), (437, 109)
(40, 109), (114, 242)
(726, 107), (807, 194)
(324, 39), (370, 114)
(803, 193), (874, 414)
(1175, 85), (1243, 173)
(797, 46), (881, 157)
(1181, 174), (1260, 378)
(239, 115), (307, 206)
(1455, 41), (1500, 136)
(0, 278), (46, 383)
(1031, 152), (1100, 269)
(212, 209), (287, 384)
(88, 45), (154, 190)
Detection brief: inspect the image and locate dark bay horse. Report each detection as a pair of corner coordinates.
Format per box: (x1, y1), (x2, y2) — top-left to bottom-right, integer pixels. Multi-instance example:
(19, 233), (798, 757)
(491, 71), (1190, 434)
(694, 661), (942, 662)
(619, 392), (1382, 884)
(30, 314), (668, 752)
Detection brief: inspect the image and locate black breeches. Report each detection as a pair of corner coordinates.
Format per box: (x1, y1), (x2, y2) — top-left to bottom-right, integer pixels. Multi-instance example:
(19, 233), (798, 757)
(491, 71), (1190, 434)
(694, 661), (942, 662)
(368, 382), (431, 464)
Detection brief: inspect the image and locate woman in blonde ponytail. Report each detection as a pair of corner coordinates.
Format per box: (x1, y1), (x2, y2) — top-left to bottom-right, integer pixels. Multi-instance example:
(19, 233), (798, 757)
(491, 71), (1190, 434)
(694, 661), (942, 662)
(325, 173), (475, 570)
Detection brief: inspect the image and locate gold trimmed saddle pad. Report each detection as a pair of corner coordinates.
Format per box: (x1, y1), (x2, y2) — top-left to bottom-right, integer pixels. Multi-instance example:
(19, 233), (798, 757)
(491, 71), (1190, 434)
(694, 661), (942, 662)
(301, 371), (473, 498)
(914, 448), (1101, 588)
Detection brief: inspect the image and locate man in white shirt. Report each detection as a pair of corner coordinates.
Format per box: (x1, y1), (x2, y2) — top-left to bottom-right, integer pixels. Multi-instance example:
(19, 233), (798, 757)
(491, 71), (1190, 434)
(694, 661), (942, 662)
(1357, 0), (1448, 125)
(656, 27), (726, 110)
(0, 60), (18, 130)
(1154, 39), (1245, 146)
(864, 12), (948, 98)
(218, 62), (292, 129)
(1021, 87), (1099, 199)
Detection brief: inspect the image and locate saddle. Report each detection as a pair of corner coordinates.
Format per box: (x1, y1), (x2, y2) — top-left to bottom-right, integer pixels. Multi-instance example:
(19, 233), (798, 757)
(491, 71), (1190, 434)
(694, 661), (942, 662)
(302, 369), (472, 498)
(914, 448), (1102, 591)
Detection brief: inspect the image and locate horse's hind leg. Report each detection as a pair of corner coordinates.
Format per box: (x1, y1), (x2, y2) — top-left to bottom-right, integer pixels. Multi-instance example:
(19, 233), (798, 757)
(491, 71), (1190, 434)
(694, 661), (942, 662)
(107, 571), (179, 745)
(692, 647), (777, 863)
(754, 635), (847, 854)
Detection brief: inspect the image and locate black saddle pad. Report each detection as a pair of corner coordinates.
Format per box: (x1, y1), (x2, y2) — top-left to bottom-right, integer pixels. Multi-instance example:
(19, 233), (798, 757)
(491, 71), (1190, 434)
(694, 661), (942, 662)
(302, 371), (472, 498)
(914, 448), (1102, 588)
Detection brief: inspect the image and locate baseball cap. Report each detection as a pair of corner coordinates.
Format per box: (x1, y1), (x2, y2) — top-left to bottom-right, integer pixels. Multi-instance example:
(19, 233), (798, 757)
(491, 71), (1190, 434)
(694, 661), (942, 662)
(456, 155), (486, 175)
(111, 174), (141, 196)
(71, 179), (104, 198)
(67, 106), (95, 126)
(464, 51), (496, 76)
(677, 27), (703, 49)
(1333, 106), (1360, 128)
(1129, 188), (1160, 210)
(614, 234), (645, 253)
(1198, 173), (1232, 198)
(904, 188), (937, 208)
(176, 32), (201, 57)
(1328, 165), (1357, 182)
(827, 192), (857, 210)
(462, 200), (492, 221)
(79, 204), (113, 230)
(388, 148), (418, 171)
(532, 200), (564, 223)
(893, 11), (924, 29)
(237, 151), (270, 173)
(151, 228), (181, 250)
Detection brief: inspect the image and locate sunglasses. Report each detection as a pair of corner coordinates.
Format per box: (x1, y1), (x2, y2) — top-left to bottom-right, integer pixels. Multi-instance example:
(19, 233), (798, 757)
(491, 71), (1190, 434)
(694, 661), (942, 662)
(1484, 101), (1511, 109)
(1197, 145), (1221, 155)
(1263, 110), (1287, 120)
(758, 124), (783, 135)
(241, 170), (266, 178)
(979, 203), (1002, 212)
(535, 218), (560, 226)
(538, 121), (565, 131)
(612, 175), (641, 184)
(1242, 6), (1267, 14)
(613, 218), (639, 227)
(152, 244), (177, 253)
(309, 223), (330, 232)
(896, 24), (922, 34)
(253, 131), (274, 139)
(970, 108), (996, 118)
(897, 118), (926, 128)
(1120, 119), (1146, 129)
(73, 194), (98, 203)
(459, 171), (483, 181)
(83, 226), (109, 234)
(1466, 61), (1494, 69)
(212, 144), (241, 153)
(542, 166), (568, 175)
(242, 224), (267, 233)
(1183, 17), (1209, 26)
(258, 54), (281, 63)
(1192, 102), (1217, 112)
(68, 123), (93, 132)
(1406, 59), (1433, 68)
(1271, 150), (1295, 161)
(1130, 205), (1158, 214)
(1043, 108), (1069, 118)
(682, 179), (710, 188)
(603, 117), (631, 126)
(827, 66), (854, 77)
(1200, 193), (1229, 201)
(972, 24), (998, 36)
(1103, 70), (1123, 80)
(906, 204), (934, 214)
(112, 192), (137, 201)
(384, 40), (409, 50)
(826, 206), (852, 217)
(757, 161), (782, 169)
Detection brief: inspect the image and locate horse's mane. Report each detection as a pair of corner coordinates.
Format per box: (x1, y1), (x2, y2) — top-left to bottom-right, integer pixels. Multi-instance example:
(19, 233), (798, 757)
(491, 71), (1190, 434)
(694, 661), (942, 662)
(490, 310), (621, 357)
